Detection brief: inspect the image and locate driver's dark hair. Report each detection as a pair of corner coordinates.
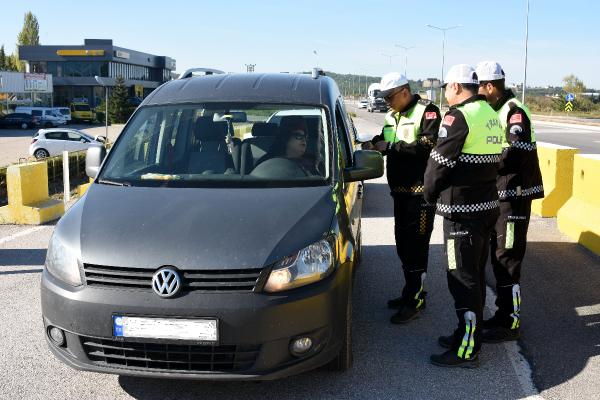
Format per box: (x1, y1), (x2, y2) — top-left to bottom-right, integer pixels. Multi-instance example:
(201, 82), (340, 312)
(268, 116), (309, 157)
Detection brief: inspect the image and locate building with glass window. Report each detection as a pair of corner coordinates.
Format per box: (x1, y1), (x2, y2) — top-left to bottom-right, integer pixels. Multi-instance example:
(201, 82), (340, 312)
(18, 39), (175, 107)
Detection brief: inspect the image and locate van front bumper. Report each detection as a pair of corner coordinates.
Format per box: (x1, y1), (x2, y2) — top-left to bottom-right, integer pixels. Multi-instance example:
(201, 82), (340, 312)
(40, 264), (351, 380)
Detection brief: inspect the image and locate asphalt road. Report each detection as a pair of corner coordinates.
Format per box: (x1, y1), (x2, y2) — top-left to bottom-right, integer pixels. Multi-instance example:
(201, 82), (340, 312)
(0, 115), (598, 399)
(350, 105), (600, 154)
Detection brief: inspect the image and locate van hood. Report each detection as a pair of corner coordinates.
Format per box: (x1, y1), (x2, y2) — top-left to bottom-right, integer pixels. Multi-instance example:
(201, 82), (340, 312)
(73, 184), (336, 270)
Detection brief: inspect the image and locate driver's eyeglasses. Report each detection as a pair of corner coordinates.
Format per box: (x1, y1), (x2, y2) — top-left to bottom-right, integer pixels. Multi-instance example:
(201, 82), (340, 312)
(291, 131), (308, 141)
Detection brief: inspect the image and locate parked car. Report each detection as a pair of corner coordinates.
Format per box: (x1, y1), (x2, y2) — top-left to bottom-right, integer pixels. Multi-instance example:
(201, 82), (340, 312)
(29, 128), (105, 159)
(15, 107), (67, 128)
(358, 99), (368, 109)
(70, 102), (94, 122)
(53, 107), (72, 123)
(0, 113), (39, 129)
(41, 69), (383, 380)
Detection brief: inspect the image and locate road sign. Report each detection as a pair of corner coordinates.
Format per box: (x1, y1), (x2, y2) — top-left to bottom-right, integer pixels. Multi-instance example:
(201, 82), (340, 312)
(565, 101), (573, 112)
(566, 93), (575, 102)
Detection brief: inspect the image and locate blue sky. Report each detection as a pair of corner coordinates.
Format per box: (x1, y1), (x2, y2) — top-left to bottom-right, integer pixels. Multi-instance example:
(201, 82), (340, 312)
(1, 0), (599, 88)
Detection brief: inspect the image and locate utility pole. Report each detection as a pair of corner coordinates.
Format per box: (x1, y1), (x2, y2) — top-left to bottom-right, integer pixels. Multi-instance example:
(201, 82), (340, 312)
(426, 24), (462, 108)
(94, 76), (109, 145)
(381, 53), (398, 66)
(395, 44), (415, 77)
(522, 0), (530, 103)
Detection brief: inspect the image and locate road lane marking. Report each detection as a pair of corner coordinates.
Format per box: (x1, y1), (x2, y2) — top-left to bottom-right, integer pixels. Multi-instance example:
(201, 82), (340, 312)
(486, 287), (543, 399)
(575, 303), (600, 316)
(0, 226), (47, 246)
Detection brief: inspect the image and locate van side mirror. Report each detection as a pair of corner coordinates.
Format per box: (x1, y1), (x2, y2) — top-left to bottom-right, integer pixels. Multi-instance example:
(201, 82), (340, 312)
(86, 146), (107, 179)
(343, 150), (384, 183)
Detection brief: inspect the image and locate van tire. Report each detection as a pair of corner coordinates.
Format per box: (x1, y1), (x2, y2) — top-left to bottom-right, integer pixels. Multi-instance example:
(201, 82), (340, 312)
(44, 122), (53, 128)
(355, 223), (362, 266)
(21, 123), (29, 130)
(34, 149), (49, 159)
(327, 284), (353, 372)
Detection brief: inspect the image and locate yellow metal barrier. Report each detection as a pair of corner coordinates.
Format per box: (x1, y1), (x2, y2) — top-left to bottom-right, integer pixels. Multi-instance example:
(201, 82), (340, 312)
(77, 178), (93, 197)
(557, 154), (600, 255)
(531, 143), (579, 217)
(0, 162), (64, 225)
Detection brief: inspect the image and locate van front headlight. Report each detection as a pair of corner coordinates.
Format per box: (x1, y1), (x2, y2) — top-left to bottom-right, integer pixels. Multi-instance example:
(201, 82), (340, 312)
(45, 234), (82, 286)
(264, 239), (334, 293)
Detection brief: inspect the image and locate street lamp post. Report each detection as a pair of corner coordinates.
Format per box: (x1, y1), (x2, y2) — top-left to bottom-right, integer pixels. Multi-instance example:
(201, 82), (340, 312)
(395, 44), (415, 77)
(381, 53), (398, 66)
(94, 76), (108, 144)
(522, 0), (530, 103)
(426, 24), (462, 108)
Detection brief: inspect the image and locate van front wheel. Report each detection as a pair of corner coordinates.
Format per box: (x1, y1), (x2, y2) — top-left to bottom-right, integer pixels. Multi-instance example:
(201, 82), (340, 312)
(327, 285), (353, 372)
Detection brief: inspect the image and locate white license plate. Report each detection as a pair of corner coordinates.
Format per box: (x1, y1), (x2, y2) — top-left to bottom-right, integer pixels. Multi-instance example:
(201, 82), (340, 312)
(113, 316), (218, 342)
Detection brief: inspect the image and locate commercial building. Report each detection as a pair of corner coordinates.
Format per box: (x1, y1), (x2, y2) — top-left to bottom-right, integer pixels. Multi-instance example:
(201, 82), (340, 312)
(18, 39), (175, 107)
(0, 71), (53, 112)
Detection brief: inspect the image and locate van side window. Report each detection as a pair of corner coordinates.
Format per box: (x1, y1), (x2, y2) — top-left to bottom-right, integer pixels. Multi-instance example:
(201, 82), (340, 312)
(32, 110), (42, 117)
(335, 101), (352, 169)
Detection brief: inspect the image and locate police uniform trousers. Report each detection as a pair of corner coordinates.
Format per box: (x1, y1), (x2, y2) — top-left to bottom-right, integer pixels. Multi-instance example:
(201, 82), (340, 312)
(490, 199), (532, 329)
(443, 211), (498, 358)
(392, 193), (435, 305)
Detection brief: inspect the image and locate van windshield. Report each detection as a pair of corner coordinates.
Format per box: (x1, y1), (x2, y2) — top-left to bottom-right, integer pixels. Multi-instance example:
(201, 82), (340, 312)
(74, 105), (91, 112)
(99, 103), (330, 188)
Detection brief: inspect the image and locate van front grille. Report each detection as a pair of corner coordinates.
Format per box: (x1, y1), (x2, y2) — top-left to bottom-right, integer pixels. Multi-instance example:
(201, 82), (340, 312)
(81, 336), (259, 373)
(82, 264), (263, 292)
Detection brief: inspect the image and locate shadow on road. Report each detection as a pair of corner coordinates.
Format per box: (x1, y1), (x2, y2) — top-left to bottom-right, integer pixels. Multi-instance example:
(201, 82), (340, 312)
(0, 248), (47, 266)
(486, 240), (600, 396)
(0, 128), (38, 139)
(361, 182), (393, 219)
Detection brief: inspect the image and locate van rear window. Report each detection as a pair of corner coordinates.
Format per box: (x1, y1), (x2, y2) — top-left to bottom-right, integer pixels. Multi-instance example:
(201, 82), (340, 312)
(74, 105), (91, 112)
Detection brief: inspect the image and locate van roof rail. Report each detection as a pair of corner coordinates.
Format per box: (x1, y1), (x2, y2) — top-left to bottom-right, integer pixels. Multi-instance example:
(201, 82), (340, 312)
(179, 68), (226, 79)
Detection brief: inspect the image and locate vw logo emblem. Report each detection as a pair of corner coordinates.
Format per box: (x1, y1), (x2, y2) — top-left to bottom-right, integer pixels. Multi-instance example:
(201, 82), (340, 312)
(152, 268), (181, 297)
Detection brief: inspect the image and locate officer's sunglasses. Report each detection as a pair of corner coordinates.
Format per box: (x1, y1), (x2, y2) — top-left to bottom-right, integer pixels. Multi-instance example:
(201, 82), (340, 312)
(383, 87), (405, 102)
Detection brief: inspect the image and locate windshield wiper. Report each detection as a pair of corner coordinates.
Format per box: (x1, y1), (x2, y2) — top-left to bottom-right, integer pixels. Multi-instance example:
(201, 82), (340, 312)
(97, 179), (131, 187)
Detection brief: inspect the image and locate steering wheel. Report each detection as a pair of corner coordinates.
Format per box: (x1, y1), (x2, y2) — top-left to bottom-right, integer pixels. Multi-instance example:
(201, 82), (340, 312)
(250, 157), (309, 178)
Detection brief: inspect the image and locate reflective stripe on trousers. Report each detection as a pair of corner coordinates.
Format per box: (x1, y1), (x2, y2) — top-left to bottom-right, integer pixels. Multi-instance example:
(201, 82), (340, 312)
(457, 311), (476, 359)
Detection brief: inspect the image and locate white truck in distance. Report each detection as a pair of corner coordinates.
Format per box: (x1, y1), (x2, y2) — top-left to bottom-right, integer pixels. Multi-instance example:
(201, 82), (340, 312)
(367, 83), (387, 113)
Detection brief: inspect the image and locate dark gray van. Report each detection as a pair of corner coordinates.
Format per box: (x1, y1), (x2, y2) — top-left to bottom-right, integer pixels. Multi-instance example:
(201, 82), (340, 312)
(41, 70), (383, 380)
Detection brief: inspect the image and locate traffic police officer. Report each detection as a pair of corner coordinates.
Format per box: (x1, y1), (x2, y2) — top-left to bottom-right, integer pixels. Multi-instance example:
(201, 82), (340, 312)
(475, 61), (544, 342)
(424, 64), (503, 367)
(369, 72), (441, 324)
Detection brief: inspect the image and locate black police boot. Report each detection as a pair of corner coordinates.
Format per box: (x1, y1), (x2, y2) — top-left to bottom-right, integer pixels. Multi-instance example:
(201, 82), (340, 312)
(430, 350), (479, 369)
(482, 326), (520, 343)
(482, 315), (502, 329)
(438, 334), (454, 349)
(390, 300), (426, 324)
(387, 296), (406, 309)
